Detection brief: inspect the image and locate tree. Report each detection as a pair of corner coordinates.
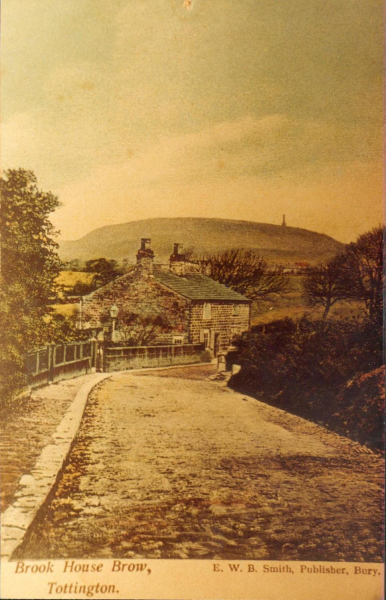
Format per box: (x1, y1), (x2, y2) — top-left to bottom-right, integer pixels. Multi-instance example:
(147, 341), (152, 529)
(0, 169), (62, 345)
(204, 248), (289, 302)
(302, 254), (350, 318)
(84, 258), (121, 288)
(342, 227), (383, 324)
(111, 308), (172, 346)
(72, 279), (95, 296)
(0, 169), (62, 402)
(63, 259), (83, 271)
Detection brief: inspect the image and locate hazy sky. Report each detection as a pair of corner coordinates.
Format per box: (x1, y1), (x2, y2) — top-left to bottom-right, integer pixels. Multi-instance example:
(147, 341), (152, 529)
(1, 0), (382, 242)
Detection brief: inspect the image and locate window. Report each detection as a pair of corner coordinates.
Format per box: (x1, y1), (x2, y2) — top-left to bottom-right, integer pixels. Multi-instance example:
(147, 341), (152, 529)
(173, 336), (183, 345)
(203, 302), (211, 319)
(232, 304), (240, 316)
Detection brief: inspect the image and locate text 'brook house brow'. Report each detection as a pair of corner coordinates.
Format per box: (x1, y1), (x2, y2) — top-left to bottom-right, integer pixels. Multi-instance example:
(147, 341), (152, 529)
(80, 239), (251, 358)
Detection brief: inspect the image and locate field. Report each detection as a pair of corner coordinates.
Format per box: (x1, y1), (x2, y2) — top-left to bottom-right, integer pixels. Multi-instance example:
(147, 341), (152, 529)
(56, 271), (94, 290)
(53, 272), (362, 326)
(251, 276), (362, 326)
(50, 303), (79, 318)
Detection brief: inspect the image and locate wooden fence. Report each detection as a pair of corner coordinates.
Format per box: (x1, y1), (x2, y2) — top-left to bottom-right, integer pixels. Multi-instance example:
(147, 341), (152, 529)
(26, 341), (97, 388)
(26, 341), (206, 386)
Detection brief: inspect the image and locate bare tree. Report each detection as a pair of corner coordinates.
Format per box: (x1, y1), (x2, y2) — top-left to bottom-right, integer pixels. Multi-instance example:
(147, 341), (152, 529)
(302, 255), (350, 318)
(342, 226), (383, 323)
(302, 227), (384, 322)
(205, 249), (289, 302)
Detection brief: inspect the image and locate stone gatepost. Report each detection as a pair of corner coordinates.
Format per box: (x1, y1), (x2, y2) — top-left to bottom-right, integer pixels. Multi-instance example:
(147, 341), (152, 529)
(217, 352), (227, 372)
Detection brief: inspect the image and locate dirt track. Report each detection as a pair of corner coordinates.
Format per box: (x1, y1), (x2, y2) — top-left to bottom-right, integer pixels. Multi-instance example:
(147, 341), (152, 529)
(16, 367), (383, 562)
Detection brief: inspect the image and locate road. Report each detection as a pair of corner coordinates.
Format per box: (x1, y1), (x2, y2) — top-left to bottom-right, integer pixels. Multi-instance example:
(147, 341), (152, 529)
(16, 366), (383, 561)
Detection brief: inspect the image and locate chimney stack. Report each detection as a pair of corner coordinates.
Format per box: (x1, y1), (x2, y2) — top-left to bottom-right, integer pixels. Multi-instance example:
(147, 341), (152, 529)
(136, 238), (154, 275)
(170, 243), (186, 276)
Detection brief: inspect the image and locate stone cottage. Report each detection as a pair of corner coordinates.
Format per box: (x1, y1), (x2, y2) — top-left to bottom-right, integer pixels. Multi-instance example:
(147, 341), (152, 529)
(80, 239), (251, 356)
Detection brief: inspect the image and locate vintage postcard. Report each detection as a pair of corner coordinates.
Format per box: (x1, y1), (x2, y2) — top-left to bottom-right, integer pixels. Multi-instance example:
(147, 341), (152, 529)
(0, 1), (384, 599)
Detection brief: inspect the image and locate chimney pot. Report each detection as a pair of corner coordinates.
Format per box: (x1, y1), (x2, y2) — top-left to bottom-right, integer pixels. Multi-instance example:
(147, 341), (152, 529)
(170, 242), (186, 276)
(137, 238), (154, 274)
(141, 238), (152, 251)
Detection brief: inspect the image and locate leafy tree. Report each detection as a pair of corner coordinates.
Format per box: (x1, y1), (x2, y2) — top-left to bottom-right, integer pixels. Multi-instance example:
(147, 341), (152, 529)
(0, 169), (62, 402)
(28, 309), (88, 345)
(115, 309), (172, 346)
(84, 258), (121, 288)
(63, 259), (83, 271)
(342, 226), (383, 324)
(72, 280), (95, 295)
(45, 311), (89, 343)
(1, 169), (62, 329)
(205, 248), (289, 302)
(302, 254), (350, 318)
(97, 307), (172, 346)
(0, 294), (28, 401)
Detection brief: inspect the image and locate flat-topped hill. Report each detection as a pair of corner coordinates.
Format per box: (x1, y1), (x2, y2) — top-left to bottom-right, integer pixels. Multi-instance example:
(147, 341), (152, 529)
(59, 218), (344, 265)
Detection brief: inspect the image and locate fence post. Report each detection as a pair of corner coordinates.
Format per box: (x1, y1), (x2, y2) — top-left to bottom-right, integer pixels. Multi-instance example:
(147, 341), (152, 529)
(90, 338), (97, 371)
(35, 350), (40, 374)
(79, 342), (83, 360)
(48, 344), (55, 383)
(102, 341), (107, 373)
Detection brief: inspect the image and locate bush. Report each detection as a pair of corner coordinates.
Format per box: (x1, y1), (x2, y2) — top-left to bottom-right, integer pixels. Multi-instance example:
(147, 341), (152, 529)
(228, 316), (384, 449)
(335, 366), (384, 450)
(0, 354), (28, 410)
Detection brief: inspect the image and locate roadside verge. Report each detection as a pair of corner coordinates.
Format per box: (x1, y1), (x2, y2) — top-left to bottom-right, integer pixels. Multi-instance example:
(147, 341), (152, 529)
(1, 373), (111, 560)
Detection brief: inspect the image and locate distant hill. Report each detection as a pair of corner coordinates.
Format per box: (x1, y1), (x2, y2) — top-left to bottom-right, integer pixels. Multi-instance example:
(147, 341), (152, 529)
(59, 218), (344, 265)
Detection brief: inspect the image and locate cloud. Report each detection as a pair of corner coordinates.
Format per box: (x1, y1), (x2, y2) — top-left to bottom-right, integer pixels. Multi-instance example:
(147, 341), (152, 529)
(3, 108), (381, 244)
(1, 113), (37, 167)
(52, 113), (378, 190)
(1, 0), (381, 244)
(51, 115), (382, 242)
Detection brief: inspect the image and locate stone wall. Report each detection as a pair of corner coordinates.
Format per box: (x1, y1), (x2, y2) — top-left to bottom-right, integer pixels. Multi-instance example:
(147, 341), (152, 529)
(81, 268), (191, 344)
(103, 343), (205, 372)
(189, 302), (250, 353)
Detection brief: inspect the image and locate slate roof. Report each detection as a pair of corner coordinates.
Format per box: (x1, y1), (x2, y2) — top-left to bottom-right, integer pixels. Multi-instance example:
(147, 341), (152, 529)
(153, 269), (251, 302)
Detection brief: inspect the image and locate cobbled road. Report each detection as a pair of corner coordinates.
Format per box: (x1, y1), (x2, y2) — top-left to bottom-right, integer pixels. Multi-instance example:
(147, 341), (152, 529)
(16, 367), (383, 562)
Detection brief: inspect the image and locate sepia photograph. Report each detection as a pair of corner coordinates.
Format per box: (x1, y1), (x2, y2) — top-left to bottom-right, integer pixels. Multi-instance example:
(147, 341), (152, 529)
(0, 1), (384, 599)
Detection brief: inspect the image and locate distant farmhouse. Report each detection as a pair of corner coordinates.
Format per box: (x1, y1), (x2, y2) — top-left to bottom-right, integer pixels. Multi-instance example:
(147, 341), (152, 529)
(80, 239), (251, 356)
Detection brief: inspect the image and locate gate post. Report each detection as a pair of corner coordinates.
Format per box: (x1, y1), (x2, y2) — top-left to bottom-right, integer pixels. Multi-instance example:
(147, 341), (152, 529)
(35, 350), (40, 375)
(90, 338), (97, 372)
(96, 341), (106, 373)
(102, 341), (108, 373)
(48, 343), (56, 382)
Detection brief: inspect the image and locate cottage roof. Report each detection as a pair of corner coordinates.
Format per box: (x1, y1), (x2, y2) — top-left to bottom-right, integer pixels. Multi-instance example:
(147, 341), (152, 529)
(153, 269), (251, 302)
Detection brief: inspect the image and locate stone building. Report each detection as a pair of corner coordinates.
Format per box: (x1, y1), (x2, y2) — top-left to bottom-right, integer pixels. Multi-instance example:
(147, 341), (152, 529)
(80, 239), (251, 356)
